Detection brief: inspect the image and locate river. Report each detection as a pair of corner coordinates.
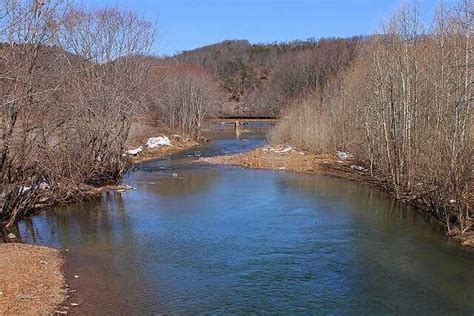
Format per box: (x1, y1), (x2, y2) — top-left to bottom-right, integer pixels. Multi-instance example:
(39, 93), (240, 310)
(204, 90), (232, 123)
(13, 123), (474, 315)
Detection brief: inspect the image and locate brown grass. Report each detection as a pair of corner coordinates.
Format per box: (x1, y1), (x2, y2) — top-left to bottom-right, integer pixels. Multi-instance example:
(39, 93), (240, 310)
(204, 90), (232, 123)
(0, 243), (65, 315)
(200, 146), (381, 185)
(455, 233), (474, 247)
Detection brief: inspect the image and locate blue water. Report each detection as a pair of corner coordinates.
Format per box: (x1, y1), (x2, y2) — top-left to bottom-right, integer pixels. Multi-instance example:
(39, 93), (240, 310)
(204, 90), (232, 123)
(14, 123), (474, 315)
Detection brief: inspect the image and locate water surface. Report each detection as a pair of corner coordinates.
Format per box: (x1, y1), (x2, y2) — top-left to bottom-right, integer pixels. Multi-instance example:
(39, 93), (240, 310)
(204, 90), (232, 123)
(13, 123), (474, 315)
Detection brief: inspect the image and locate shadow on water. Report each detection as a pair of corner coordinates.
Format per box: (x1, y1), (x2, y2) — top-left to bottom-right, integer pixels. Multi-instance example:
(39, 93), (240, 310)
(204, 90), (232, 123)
(6, 122), (474, 315)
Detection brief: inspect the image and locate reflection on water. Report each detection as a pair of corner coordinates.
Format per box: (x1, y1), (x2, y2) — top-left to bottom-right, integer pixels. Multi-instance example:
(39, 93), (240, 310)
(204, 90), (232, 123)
(132, 167), (221, 197)
(8, 123), (474, 314)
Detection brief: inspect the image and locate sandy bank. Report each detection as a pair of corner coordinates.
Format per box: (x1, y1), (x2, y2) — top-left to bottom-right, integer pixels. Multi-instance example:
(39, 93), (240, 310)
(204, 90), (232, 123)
(0, 243), (65, 315)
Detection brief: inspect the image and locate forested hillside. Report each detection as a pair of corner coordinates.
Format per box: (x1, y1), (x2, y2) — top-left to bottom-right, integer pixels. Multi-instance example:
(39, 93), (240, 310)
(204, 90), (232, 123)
(165, 37), (361, 116)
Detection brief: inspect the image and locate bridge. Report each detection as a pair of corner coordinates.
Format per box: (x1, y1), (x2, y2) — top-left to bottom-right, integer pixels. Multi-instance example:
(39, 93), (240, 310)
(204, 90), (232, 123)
(214, 116), (278, 128)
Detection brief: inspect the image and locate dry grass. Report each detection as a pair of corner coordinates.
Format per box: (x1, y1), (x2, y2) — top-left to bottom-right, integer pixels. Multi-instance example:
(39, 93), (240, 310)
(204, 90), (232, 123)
(456, 233), (474, 247)
(0, 243), (65, 315)
(200, 146), (379, 185)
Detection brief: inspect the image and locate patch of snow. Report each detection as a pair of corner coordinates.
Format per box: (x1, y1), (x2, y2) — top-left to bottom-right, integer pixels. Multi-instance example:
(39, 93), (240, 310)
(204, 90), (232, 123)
(126, 146), (143, 156)
(337, 151), (352, 160)
(264, 146), (278, 152)
(274, 146), (293, 153)
(19, 186), (31, 194)
(351, 165), (367, 173)
(147, 136), (172, 148)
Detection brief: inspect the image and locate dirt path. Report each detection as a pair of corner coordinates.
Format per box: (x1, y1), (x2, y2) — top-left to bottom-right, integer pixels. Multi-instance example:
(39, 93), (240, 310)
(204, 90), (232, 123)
(0, 243), (65, 315)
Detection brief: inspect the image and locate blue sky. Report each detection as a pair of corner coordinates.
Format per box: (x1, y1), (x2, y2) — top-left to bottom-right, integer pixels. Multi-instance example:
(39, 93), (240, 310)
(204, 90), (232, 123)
(83, 0), (455, 56)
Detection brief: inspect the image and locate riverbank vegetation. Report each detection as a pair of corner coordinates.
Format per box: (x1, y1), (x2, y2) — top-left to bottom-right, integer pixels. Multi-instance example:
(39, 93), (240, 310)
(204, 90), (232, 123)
(0, 0), (158, 227)
(143, 63), (222, 138)
(270, 1), (472, 236)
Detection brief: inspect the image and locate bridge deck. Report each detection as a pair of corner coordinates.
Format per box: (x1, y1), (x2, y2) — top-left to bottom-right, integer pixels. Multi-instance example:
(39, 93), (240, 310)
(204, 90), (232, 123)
(214, 117), (278, 123)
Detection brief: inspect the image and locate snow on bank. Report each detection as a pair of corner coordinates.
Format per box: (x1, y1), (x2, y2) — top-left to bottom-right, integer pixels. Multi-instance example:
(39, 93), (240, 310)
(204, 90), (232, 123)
(262, 145), (294, 154)
(125, 136), (173, 156)
(336, 151), (352, 160)
(126, 146), (143, 156)
(146, 136), (172, 148)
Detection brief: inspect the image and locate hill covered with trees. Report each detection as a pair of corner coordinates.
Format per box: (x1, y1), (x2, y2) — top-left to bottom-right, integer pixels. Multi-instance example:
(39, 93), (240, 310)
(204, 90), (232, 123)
(165, 37), (361, 116)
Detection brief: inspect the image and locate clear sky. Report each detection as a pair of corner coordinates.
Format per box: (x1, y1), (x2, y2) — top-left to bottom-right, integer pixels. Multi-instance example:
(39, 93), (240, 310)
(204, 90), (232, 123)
(83, 0), (456, 56)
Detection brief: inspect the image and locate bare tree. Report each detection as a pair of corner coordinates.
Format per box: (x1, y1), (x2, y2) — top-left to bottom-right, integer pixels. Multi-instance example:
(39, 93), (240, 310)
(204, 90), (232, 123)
(58, 6), (155, 184)
(0, 2), (155, 226)
(270, 0), (472, 235)
(147, 63), (222, 138)
(0, 0), (68, 226)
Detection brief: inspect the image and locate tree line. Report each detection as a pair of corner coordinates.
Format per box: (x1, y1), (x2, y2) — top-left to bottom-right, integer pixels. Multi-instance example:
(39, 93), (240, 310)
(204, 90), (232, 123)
(270, 0), (472, 234)
(0, 0), (157, 226)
